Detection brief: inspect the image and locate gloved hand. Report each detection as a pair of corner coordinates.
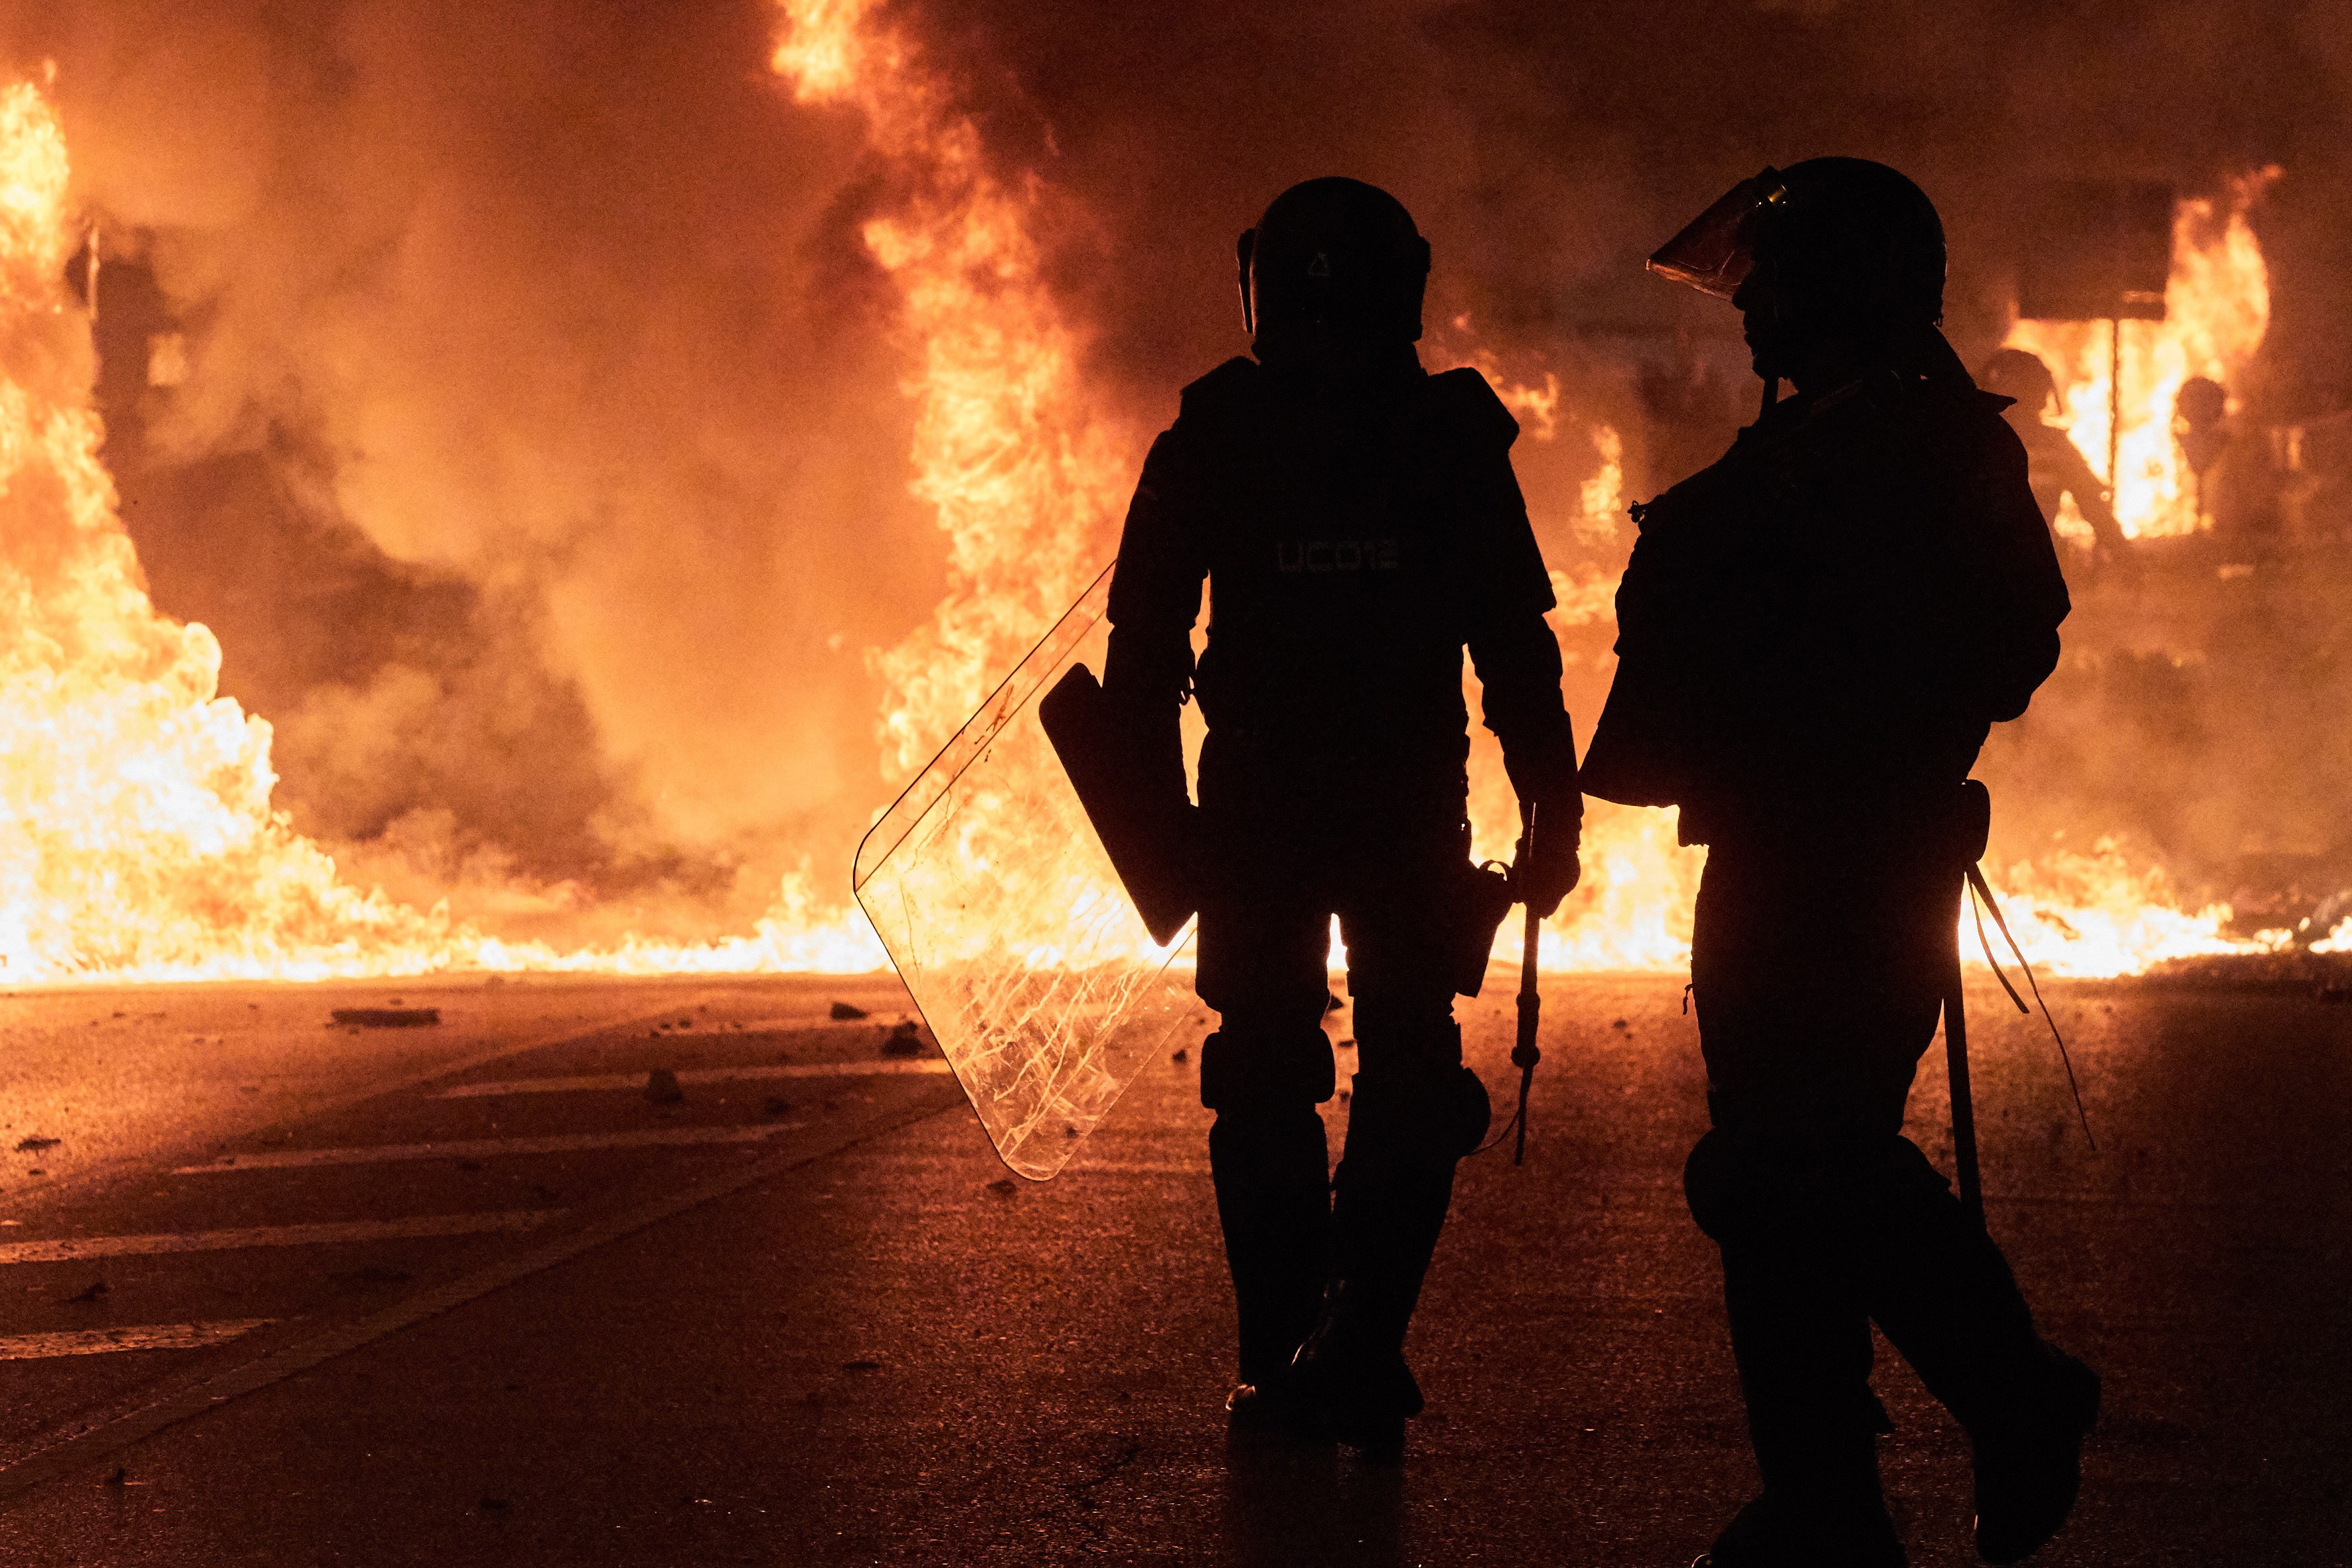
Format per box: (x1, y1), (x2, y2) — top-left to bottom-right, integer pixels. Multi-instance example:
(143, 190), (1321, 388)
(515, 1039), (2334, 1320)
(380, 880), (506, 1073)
(1513, 800), (1581, 919)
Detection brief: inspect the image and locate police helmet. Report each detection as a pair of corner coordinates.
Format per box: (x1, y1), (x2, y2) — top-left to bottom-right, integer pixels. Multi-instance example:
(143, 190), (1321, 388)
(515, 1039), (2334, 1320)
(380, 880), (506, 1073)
(1237, 178), (1431, 347)
(1650, 157), (1946, 331)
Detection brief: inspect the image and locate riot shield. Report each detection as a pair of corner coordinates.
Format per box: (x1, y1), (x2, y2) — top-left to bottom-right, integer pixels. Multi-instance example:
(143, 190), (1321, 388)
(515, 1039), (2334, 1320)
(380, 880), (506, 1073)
(851, 565), (1200, 1180)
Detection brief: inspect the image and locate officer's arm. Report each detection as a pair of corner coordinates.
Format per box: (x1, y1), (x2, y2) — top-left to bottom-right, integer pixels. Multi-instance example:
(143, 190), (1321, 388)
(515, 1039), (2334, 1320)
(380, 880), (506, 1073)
(1468, 612), (1581, 820)
(1432, 366), (1583, 824)
(1957, 422), (2073, 723)
(1102, 428), (1207, 805)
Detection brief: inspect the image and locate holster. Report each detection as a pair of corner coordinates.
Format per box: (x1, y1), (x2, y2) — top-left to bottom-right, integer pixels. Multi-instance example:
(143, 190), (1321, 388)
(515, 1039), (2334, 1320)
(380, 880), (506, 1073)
(1039, 663), (1198, 946)
(1450, 859), (1516, 998)
(1950, 777), (1992, 869)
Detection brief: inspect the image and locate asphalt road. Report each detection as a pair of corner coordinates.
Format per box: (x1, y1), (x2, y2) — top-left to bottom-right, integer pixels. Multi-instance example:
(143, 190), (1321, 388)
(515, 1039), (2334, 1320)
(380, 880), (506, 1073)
(0, 969), (2341, 1566)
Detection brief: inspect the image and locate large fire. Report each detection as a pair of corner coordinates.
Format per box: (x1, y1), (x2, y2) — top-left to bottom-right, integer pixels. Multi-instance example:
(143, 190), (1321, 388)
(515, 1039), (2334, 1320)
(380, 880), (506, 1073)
(0, 23), (2310, 988)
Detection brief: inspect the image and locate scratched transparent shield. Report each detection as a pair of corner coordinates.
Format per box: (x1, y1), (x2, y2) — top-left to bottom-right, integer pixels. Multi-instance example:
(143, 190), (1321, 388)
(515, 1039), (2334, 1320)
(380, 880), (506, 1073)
(851, 566), (1200, 1180)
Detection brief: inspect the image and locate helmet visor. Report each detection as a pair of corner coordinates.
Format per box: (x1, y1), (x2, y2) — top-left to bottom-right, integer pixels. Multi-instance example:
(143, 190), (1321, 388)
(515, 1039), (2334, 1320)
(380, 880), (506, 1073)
(1646, 169), (1788, 299)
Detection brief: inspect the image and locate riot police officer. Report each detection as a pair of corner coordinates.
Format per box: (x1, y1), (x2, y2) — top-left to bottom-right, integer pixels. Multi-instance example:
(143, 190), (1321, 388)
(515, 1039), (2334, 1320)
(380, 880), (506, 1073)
(1099, 177), (1581, 1456)
(1581, 159), (2098, 1564)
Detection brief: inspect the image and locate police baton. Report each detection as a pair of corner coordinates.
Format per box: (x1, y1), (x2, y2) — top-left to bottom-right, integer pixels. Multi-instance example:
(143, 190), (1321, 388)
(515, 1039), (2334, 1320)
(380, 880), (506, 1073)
(1510, 803), (1543, 1166)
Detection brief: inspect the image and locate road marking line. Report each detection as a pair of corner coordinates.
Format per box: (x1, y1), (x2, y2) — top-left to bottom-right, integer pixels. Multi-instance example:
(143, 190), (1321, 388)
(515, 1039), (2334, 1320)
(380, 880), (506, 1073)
(174, 1126), (795, 1174)
(0, 1211), (558, 1265)
(0, 1322), (275, 1361)
(0, 1084), (964, 1498)
(437, 1059), (951, 1097)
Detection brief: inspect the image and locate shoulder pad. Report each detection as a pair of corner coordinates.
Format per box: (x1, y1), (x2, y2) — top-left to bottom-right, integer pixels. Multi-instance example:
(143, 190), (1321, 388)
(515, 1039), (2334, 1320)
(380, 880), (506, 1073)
(1176, 356), (1260, 424)
(1425, 366), (1520, 450)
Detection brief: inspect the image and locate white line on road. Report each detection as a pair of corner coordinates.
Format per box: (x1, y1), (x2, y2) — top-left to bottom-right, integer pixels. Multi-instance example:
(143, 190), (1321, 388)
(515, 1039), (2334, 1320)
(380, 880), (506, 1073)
(436, 1059), (952, 1097)
(174, 1126), (798, 1174)
(0, 1322), (276, 1360)
(0, 1211), (559, 1265)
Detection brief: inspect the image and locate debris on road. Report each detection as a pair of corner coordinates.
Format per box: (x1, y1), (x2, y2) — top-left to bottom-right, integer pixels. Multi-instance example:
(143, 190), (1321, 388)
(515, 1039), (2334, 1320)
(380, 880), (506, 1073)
(331, 1267), (414, 1289)
(761, 1097), (793, 1117)
(1325, 990), (1345, 1013)
(15, 1135), (58, 1152)
(329, 1008), (441, 1029)
(829, 1001), (869, 1020)
(65, 1279), (107, 1303)
(644, 1068), (684, 1105)
(1170, 1047), (1188, 1063)
(987, 1178), (1017, 1196)
(881, 1020), (924, 1057)
(841, 1359), (882, 1372)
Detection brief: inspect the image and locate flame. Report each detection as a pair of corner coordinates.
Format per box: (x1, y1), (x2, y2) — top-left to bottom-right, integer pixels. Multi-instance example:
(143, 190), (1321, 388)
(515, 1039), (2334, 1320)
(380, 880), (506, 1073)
(0, 49), (2298, 988)
(0, 76), (884, 982)
(2003, 170), (2276, 539)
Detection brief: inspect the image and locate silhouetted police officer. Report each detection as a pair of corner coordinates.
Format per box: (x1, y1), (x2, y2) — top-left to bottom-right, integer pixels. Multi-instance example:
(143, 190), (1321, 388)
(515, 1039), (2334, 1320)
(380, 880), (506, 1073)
(1101, 177), (1581, 1455)
(1582, 160), (2098, 1565)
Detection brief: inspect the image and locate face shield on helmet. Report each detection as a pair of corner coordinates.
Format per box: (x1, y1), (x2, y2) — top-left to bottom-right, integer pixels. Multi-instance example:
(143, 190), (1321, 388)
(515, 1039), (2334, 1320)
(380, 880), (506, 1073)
(1645, 169), (1790, 300)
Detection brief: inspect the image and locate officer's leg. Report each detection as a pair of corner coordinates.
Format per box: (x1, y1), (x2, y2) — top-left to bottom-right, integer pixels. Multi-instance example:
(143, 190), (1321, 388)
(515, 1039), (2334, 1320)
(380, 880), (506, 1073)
(1195, 886), (1336, 1409)
(1687, 844), (1904, 1565)
(1294, 860), (1490, 1456)
(1836, 862), (2100, 1563)
(1687, 1133), (1903, 1565)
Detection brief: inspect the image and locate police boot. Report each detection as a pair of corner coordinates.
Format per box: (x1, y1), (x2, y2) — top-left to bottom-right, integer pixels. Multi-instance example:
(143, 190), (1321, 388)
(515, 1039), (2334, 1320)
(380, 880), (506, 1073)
(1967, 1346), (2099, 1564)
(1694, 1482), (1907, 1568)
(1293, 1060), (1488, 1457)
(1850, 1141), (2098, 1563)
(1686, 1131), (1904, 1566)
(1201, 1030), (1336, 1434)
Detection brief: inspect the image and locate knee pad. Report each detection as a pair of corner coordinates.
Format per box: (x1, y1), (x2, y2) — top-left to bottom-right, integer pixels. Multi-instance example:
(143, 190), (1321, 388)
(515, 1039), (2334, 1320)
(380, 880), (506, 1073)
(1684, 1128), (1753, 1243)
(1347, 1064), (1491, 1162)
(1199, 1027), (1336, 1113)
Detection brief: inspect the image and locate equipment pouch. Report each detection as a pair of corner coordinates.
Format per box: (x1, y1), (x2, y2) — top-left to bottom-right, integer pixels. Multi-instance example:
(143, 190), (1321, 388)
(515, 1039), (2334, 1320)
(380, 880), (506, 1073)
(1449, 859), (1517, 998)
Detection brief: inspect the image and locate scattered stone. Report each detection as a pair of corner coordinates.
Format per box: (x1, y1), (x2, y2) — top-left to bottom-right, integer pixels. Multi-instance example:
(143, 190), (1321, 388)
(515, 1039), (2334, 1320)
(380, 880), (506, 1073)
(880, 1020), (925, 1057)
(65, 1279), (107, 1303)
(676, 1017), (693, 1029)
(643, 1068), (684, 1105)
(987, 1178), (1017, 1196)
(840, 1359), (882, 1372)
(1336, 1038), (1356, 1050)
(328, 1008), (439, 1029)
(761, 1097), (793, 1118)
(15, 1136), (58, 1152)
(1612, 1018), (1630, 1030)
(1170, 1047), (1188, 1063)
(1338, 1089), (1352, 1104)
(2319, 984), (2351, 1003)
(1324, 991), (1346, 1014)
(106, 1466), (127, 1487)
(330, 1266), (412, 1288)
(1065, 1125), (1081, 1138)
(828, 1001), (869, 1020)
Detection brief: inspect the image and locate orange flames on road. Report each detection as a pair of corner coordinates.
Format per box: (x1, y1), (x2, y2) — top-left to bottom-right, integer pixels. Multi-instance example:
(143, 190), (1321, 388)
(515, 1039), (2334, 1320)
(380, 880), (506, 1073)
(0, 39), (2303, 986)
